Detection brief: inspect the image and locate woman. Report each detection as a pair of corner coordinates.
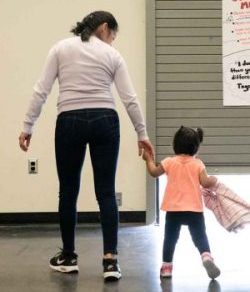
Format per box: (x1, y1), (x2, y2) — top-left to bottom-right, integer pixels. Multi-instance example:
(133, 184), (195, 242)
(19, 11), (153, 281)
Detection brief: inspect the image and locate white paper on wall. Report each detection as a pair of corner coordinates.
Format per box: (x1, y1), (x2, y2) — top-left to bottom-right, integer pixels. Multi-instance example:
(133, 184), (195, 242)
(223, 0), (250, 105)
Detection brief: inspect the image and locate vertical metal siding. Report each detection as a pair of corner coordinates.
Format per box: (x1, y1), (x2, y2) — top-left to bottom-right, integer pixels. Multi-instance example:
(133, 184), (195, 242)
(155, 0), (250, 172)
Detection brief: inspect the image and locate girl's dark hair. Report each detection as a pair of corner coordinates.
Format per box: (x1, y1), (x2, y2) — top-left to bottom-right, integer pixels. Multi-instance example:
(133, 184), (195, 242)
(70, 11), (118, 41)
(173, 126), (204, 156)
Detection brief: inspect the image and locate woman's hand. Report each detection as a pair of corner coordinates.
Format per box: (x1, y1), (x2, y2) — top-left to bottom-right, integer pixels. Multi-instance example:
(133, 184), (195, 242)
(141, 147), (165, 178)
(19, 132), (32, 152)
(138, 140), (154, 158)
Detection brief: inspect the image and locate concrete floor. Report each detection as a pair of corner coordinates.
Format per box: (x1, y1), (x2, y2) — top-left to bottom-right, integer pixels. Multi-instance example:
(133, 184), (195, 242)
(0, 223), (250, 292)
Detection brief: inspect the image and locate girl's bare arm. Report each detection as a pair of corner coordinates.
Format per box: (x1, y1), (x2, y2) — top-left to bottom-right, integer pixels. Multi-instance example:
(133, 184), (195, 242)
(199, 169), (217, 188)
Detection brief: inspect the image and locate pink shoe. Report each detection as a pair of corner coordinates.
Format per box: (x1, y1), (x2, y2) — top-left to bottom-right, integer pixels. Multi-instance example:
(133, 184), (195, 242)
(201, 252), (220, 279)
(160, 262), (173, 278)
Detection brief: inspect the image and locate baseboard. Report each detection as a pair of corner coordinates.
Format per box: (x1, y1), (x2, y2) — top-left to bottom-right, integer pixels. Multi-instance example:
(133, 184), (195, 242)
(0, 211), (146, 224)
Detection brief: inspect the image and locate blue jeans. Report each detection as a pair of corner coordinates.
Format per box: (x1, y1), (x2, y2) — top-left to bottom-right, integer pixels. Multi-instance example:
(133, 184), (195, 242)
(163, 212), (211, 262)
(55, 108), (120, 255)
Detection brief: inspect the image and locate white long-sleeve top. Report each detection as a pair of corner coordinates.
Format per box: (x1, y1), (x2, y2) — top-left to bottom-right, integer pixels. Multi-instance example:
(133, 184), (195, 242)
(23, 35), (149, 141)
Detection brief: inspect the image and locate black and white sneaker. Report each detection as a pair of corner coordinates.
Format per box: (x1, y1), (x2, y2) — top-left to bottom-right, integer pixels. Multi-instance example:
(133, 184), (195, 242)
(49, 250), (79, 273)
(103, 258), (122, 281)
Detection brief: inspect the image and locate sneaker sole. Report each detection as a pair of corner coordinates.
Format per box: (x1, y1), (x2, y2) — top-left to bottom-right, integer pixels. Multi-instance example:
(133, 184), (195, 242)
(203, 260), (220, 279)
(49, 264), (79, 273)
(160, 274), (172, 278)
(103, 271), (122, 281)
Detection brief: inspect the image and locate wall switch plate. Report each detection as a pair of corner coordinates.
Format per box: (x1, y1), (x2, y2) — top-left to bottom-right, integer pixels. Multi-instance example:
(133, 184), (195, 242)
(28, 159), (38, 174)
(115, 192), (122, 206)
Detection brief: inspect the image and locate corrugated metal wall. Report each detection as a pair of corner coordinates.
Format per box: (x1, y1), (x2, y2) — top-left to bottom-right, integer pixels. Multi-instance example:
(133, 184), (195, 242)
(155, 0), (250, 172)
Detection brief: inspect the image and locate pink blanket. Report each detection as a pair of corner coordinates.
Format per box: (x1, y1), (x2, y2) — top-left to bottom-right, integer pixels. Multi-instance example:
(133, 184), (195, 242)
(201, 181), (250, 232)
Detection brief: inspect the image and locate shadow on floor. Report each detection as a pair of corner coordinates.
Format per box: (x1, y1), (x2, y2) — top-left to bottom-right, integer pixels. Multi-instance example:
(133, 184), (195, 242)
(160, 279), (221, 292)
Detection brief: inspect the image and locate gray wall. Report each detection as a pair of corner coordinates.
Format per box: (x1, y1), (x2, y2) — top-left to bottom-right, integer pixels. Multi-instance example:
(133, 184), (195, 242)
(145, 0), (250, 223)
(148, 0), (250, 174)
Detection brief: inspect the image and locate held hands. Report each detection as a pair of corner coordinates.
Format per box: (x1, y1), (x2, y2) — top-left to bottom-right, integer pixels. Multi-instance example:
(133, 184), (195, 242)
(142, 148), (152, 161)
(19, 132), (32, 152)
(140, 142), (164, 177)
(138, 140), (154, 159)
(138, 139), (155, 163)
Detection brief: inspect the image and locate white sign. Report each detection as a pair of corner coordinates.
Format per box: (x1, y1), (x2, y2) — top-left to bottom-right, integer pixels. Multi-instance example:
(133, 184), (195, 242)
(223, 0), (250, 105)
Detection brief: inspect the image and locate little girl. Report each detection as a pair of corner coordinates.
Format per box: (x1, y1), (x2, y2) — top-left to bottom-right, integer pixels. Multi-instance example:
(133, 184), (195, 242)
(143, 126), (220, 279)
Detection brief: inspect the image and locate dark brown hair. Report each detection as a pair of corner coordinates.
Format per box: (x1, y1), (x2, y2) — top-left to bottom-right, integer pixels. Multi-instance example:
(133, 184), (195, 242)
(173, 126), (204, 156)
(71, 11), (118, 41)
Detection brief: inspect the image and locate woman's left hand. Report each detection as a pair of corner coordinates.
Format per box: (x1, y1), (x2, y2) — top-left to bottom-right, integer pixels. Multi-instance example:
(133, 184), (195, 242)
(138, 140), (154, 158)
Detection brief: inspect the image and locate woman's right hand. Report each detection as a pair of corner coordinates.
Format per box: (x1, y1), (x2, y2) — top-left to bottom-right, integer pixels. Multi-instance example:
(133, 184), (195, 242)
(19, 132), (32, 152)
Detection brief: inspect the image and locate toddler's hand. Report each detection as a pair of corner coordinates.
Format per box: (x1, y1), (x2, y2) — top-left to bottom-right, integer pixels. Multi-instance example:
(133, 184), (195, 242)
(142, 149), (151, 161)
